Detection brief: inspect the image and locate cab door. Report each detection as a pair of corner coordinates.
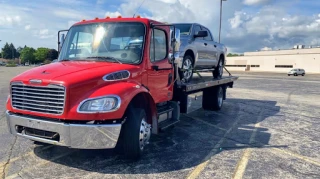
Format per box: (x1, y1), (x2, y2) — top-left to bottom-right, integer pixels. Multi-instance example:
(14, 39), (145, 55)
(147, 27), (174, 103)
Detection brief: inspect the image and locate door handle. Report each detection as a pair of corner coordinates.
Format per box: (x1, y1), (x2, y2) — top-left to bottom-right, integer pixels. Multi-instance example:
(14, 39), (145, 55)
(204, 43), (208, 46)
(214, 44), (217, 48)
(152, 65), (172, 71)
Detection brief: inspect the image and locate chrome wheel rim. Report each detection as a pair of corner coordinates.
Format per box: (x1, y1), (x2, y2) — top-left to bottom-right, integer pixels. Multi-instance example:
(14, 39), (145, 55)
(139, 118), (151, 150)
(219, 60), (223, 77)
(218, 87), (223, 107)
(183, 58), (193, 80)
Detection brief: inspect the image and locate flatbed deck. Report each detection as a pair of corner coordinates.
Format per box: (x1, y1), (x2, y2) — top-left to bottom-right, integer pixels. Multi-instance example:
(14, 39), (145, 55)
(177, 75), (239, 92)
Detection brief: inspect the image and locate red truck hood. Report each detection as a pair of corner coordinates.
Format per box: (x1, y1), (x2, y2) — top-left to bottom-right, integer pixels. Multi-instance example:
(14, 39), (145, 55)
(12, 61), (141, 86)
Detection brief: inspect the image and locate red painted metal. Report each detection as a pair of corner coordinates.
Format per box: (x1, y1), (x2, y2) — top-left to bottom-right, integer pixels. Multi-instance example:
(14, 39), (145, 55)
(7, 17), (173, 121)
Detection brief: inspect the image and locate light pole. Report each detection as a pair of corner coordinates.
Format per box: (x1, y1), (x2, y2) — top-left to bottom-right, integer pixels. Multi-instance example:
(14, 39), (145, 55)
(0, 40), (2, 59)
(219, 0), (227, 43)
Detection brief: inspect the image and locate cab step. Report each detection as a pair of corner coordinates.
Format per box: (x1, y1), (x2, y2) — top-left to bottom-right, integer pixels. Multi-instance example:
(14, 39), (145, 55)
(156, 101), (180, 131)
(157, 105), (174, 123)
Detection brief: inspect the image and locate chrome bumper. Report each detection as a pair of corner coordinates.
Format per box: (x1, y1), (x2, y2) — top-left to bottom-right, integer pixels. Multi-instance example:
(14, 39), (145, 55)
(6, 111), (122, 149)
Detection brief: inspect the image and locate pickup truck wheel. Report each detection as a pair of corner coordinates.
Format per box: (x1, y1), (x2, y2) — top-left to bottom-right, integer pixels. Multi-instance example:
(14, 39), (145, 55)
(213, 58), (224, 79)
(121, 107), (151, 160)
(179, 55), (194, 83)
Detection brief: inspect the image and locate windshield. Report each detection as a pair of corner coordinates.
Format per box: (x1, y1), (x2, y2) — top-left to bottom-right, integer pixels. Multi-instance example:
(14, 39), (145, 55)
(173, 24), (192, 35)
(58, 22), (145, 64)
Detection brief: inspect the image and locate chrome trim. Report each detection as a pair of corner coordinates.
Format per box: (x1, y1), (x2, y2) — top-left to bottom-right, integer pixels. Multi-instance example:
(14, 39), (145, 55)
(77, 95), (121, 114)
(10, 82), (66, 116)
(102, 70), (131, 82)
(6, 111), (121, 149)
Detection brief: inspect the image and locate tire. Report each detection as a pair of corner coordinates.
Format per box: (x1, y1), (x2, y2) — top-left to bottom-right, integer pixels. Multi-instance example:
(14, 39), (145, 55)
(202, 86), (224, 111)
(213, 57), (224, 79)
(288, 74), (290, 76)
(119, 106), (151, 160)
(294, 73), (297, 76)
(179, 55), (194, 83)
(302, 73), (305, 76)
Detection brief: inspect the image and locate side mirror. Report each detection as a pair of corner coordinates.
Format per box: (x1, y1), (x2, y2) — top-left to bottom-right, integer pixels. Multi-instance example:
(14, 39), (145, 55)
(58, 30), (69, 53)
(194, 30), (208, 38)
(169, 28), (181, 64)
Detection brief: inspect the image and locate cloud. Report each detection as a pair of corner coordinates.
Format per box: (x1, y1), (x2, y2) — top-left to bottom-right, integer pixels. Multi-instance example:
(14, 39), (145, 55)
(225, 6), (320, 52)
(24, 25), (31, 30)
(243, 0), (272, 6)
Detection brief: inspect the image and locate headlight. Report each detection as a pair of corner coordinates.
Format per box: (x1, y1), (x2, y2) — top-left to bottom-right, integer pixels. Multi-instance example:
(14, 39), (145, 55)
(78, 96), (120, 113)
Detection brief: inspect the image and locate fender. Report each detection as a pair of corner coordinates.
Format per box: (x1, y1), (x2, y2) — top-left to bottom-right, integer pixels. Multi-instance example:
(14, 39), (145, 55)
(66, 81), (156, 121)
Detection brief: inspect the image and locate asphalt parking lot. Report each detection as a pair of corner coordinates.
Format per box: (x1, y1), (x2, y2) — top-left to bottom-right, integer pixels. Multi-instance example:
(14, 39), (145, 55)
(1, 67), (320, 179)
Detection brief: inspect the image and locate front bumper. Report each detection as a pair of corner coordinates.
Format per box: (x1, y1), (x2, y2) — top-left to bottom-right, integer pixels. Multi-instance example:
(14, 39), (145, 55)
(6, 111), (122, 149)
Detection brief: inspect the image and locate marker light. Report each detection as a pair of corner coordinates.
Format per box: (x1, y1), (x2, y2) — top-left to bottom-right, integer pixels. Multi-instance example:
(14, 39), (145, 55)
(118, 15), (122, 18)
(95, 17), (99, 20)
(106, 16), (110, 19)
(136, 15), (141, 18)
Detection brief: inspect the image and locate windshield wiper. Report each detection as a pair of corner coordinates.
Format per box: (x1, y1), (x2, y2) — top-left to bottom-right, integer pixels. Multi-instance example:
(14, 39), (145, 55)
(86, 56), (122, 64)
(60, 59), (70, 61)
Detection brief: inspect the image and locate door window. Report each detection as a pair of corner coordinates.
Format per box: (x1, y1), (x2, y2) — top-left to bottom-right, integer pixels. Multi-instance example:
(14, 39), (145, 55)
(150, 29), (167, 61)
(203, 27), (213, 41)
(194, 25), (202, 39)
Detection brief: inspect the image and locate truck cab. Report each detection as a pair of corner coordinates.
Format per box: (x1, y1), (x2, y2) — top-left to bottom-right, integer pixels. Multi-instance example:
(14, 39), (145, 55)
(6, 17), (237, 160)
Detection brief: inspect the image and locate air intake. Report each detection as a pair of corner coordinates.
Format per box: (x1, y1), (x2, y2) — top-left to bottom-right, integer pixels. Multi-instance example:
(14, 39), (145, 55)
(103, 70), (130, 81)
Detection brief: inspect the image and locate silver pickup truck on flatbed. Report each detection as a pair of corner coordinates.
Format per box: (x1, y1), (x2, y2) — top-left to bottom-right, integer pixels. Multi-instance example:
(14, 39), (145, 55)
(172, 23), (227, 82)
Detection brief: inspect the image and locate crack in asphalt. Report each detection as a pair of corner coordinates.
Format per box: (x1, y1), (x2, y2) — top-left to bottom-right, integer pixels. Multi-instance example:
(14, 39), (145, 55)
(2, 136), (17, 179)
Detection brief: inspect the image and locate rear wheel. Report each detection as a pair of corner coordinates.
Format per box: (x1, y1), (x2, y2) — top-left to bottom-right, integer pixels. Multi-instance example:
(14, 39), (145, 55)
(302, 73), (305, 76)
(120, 106), (151, 160)
(213, 57), (224, 79)
(179, 55), (194, 83)
(294, 73), (298, 76)
(202, 86), (224, 111)
(288, 74), (291, 76)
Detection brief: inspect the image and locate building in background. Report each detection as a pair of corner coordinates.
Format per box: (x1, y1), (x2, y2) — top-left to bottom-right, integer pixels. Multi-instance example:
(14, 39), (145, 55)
(226, 46), (320, 73)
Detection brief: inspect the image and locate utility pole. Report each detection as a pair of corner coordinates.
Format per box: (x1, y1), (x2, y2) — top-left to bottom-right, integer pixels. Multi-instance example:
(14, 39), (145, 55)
(219, 0), (227, 43)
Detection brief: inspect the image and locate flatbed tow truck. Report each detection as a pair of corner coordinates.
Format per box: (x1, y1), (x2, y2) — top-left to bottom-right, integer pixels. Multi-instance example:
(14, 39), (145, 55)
(6, 16), (238, 160)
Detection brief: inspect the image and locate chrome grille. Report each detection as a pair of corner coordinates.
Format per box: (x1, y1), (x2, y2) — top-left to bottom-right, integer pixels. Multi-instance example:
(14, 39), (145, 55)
(11, 83), (65, 115)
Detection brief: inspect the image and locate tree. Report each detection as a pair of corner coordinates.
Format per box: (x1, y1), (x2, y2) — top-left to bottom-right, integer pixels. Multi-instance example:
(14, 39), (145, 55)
(1, 42), (11, 59)
(9, 43), (17, 59)
(34, 47), (50, 62)
(47, 49), (58, 60)
(20, 47), (36, 64)
(227, 53), (240, 57)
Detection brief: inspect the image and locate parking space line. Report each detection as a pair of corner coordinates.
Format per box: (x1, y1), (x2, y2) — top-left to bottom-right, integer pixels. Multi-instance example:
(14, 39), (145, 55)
(271, 148), (320, 167)
(186, 105), (242, 179)
(0, 145), (53, 168)
(5, 150), (76, 179)
(232, 110), (263, 179)
(188, 116), (228, 132)
(191, 113), (320, 169)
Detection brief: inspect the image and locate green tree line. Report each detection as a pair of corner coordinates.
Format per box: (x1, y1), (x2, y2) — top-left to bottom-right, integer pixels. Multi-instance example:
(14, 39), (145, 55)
(1, 42), (58, 64)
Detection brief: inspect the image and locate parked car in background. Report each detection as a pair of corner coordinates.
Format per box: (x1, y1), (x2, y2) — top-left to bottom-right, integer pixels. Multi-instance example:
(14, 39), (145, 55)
(288, 68), (305, 76)
(172, 23), (227, 82)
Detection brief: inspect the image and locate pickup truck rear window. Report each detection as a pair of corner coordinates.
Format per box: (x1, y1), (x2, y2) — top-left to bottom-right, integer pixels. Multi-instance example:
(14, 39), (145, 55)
(174, 24), (192, 35)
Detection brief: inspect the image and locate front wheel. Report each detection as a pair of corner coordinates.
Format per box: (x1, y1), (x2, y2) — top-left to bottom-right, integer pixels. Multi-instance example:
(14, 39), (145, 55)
(179, 55), (194, 83)
(120, 107), (151, 160)
(302, 73), (305, 76)
(213, 58), (224, 79)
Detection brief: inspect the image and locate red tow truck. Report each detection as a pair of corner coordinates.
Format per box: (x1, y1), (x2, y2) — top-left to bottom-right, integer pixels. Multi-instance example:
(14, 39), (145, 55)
(6, 16), (238, 159)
